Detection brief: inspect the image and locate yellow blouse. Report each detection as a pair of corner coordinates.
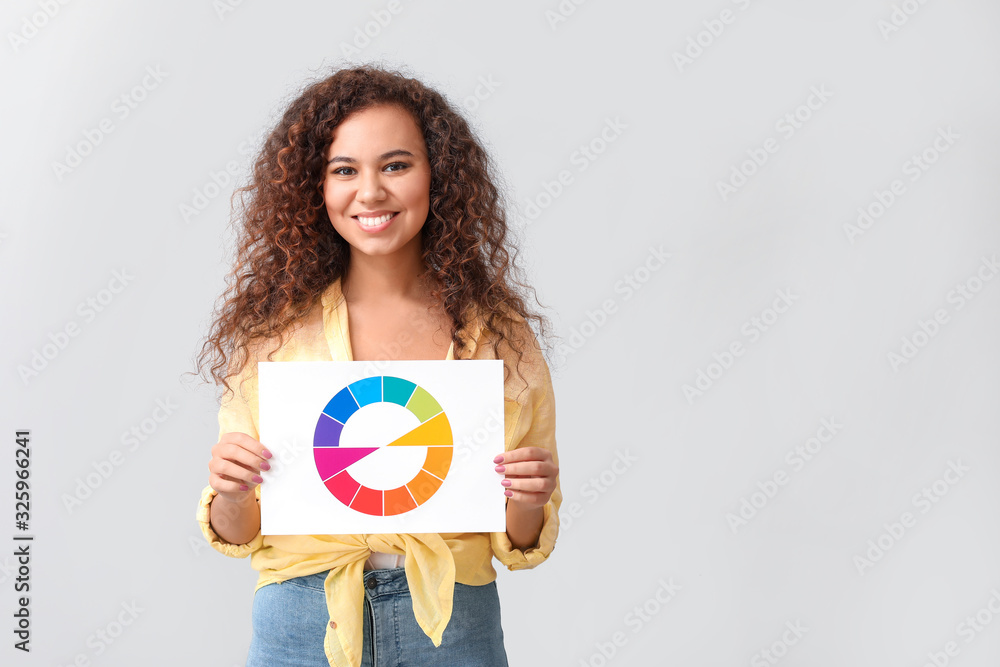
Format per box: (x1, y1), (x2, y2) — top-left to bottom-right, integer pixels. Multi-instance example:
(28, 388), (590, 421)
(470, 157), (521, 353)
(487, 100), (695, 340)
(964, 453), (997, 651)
(194, 277), (561, 667)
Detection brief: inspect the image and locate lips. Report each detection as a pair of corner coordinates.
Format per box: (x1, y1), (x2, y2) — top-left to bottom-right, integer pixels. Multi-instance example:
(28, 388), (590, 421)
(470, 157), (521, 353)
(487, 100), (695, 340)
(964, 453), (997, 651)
(354, 211), (398, 231)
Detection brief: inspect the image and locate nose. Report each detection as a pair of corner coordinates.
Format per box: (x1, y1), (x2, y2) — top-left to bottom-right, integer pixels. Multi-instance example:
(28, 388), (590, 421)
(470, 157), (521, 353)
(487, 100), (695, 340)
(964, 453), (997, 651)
(356, 167), (386, 204)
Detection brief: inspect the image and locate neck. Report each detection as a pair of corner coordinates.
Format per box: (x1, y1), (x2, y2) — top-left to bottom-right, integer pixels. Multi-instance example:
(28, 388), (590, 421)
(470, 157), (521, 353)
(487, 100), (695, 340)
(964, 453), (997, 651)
(342, 247), (432, 304)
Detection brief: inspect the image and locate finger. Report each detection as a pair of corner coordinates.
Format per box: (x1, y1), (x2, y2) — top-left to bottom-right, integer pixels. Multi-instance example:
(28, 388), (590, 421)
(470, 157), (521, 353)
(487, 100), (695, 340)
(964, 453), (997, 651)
(214, 440), (271, 473)
(209, 472), (252, 495)
(503, 489), (550, 506)
(218, 432), (273, 461)
(494, 447), (551, 465)
(501, 477), (554, 493)
(211, 459), (263, 489)
(209, 458), (264, 487)
(216, 472), (248, 486)
(497, 460), (555, 477)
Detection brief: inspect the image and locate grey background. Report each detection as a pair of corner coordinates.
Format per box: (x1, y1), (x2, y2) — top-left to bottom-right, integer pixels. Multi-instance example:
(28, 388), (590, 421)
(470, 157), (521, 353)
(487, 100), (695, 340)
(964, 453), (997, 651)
(2, 0), (999, 665)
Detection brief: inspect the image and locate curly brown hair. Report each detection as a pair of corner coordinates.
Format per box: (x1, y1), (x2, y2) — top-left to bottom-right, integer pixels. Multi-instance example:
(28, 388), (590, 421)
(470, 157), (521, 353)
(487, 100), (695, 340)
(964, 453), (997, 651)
(189, 62), (555, 401)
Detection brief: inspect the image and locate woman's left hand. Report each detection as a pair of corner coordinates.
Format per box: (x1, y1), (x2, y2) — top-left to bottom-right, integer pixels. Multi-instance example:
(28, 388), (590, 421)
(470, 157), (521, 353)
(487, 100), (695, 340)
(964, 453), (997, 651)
(494, 447), (558, 509)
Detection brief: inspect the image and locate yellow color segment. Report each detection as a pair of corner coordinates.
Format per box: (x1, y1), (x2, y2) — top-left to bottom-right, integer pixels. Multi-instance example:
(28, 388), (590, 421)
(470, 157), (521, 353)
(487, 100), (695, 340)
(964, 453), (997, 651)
(386, 412), (452, 447)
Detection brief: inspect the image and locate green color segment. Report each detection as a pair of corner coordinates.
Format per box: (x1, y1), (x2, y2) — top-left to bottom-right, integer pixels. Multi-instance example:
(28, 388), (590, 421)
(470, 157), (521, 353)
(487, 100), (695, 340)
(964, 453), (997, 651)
(406, 385), (442, 422)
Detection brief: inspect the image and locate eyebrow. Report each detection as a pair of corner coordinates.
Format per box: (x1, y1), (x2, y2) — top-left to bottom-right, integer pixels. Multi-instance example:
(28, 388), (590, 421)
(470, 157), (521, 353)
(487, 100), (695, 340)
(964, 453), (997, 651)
(327, 149), (415, 165)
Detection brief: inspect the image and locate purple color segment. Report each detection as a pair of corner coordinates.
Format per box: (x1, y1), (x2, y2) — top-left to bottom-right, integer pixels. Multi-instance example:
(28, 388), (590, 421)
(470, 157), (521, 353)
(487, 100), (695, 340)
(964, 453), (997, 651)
(314, 413), (345, 447)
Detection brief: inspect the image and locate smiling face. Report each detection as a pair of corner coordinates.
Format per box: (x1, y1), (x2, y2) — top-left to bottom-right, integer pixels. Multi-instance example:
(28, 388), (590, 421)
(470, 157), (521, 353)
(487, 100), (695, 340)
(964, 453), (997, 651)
(322, 104), (432, 265)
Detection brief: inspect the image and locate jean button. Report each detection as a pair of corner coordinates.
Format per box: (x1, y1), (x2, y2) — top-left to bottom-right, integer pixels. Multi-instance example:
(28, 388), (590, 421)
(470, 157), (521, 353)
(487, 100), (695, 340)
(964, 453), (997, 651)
(366, 577), (377, 590)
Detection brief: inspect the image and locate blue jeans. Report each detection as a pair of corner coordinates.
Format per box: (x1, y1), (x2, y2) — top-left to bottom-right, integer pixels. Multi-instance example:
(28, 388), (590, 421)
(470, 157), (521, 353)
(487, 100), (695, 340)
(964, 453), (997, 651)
(246, 567), (509, 666)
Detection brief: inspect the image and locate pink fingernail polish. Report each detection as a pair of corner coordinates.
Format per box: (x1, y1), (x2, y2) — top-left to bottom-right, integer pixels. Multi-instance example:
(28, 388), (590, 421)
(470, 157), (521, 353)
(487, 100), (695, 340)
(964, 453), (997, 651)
(260, 461), (271, 471)
(493, 455), (504, 464)
(252, 475), (263, 483)
(504, 490), (513, 497)
(494, 465), (505, 473)
(240, 484), (248, 491)
(262, 450), (272, 459)
(501, 479), (512, 487)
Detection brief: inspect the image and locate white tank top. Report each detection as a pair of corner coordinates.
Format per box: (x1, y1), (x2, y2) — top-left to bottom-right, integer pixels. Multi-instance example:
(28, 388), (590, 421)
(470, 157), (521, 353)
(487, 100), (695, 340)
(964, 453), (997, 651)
(364, 551), (405, 570)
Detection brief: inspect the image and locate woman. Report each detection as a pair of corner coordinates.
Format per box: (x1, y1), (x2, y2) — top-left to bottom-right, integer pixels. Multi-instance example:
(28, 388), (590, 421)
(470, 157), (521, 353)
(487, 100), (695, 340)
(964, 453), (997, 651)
(192, 64), (562, 666)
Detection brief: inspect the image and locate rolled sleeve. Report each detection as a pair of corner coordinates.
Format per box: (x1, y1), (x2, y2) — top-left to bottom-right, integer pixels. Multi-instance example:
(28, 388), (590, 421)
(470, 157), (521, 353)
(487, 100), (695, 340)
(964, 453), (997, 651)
(194, 358), (264, 558)
(196, 483), (264, 558)
(491, 496), (559, 570)
(491, 353), (561, 571)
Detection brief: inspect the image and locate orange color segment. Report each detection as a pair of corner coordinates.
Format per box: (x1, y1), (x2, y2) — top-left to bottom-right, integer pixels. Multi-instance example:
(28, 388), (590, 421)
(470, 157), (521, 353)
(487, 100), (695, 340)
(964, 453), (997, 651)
(406, 470), (443, 505)
(384, 486), (418, 516)
(422, 446), (453, 480)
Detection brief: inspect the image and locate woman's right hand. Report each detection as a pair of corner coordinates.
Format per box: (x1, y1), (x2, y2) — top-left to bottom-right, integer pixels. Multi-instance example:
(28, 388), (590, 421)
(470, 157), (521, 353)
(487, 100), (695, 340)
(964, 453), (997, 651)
(208, 431), (272, 504)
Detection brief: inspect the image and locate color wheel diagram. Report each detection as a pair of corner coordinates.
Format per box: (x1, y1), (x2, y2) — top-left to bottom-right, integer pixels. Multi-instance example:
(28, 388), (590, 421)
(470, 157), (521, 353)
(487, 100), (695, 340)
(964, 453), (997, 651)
(312, 375), (453, 516)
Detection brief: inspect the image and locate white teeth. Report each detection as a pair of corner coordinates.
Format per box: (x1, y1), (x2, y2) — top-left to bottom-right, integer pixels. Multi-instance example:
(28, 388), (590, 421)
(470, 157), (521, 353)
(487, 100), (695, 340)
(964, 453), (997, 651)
(357, 213), (394, 227)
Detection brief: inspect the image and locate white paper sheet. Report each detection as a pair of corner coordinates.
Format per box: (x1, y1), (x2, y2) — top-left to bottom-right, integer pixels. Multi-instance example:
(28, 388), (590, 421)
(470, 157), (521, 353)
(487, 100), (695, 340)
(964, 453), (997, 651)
(257, 359), (507, 535)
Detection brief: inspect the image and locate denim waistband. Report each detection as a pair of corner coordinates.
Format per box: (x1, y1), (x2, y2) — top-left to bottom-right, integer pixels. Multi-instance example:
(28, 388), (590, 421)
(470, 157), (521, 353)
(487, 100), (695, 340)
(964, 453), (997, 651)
(282, 566), (410, 599)
(361, 566), (409, 599)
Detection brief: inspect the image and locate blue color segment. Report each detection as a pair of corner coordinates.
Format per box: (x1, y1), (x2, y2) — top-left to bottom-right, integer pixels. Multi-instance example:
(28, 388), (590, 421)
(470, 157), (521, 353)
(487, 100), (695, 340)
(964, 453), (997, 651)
(350, 376), (383, 407)
(321, 386), (360, 424)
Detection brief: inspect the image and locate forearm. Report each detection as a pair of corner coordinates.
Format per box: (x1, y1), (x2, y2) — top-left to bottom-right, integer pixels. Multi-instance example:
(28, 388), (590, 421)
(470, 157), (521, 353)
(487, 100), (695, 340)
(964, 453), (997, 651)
(505, 499), (544, 550)
(209, 492), (261, 545)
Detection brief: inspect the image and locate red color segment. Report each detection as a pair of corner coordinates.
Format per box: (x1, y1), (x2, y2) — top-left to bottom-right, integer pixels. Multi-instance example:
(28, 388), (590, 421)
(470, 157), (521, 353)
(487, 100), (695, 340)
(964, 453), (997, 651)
(350, 485), (383, 516)
(324, 471), (360, 507)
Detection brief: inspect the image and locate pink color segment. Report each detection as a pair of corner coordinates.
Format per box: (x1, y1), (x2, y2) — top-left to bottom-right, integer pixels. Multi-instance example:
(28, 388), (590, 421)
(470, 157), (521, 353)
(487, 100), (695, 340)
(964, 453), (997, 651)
(314, 447), (379, 481)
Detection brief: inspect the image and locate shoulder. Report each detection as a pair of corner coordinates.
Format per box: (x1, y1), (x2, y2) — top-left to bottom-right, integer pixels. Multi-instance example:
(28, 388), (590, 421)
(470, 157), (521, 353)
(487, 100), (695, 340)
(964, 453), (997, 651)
(473, 311), (551, 407)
